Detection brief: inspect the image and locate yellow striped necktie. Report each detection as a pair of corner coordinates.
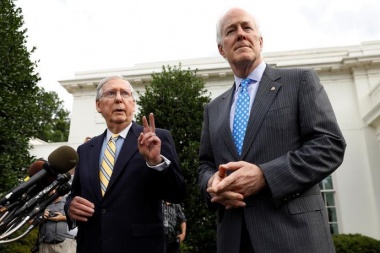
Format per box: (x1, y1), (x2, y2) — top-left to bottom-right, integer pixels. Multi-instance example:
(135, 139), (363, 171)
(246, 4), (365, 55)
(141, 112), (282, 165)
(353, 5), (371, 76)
(100, 134), (119, 196)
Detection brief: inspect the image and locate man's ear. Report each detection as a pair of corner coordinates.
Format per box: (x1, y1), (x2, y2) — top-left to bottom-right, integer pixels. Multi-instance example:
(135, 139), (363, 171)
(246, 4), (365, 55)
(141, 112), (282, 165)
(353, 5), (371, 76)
(218, 44), (226, 58)
(96, 101), (102, 113)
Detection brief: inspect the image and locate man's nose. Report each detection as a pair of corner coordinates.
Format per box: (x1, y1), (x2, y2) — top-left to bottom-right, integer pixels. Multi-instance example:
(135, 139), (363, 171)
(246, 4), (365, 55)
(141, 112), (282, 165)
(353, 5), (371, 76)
(114, 91), (123, 100)
(236, 26), (246, 40)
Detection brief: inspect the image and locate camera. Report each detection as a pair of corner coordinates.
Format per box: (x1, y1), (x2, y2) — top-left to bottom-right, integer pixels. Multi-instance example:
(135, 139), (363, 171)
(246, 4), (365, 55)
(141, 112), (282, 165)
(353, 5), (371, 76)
(48, 210), (57, 217)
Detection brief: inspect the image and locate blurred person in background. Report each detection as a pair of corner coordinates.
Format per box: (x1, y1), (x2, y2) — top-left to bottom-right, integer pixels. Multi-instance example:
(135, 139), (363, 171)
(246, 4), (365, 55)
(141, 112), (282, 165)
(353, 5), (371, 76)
(162, 201), (186, 253)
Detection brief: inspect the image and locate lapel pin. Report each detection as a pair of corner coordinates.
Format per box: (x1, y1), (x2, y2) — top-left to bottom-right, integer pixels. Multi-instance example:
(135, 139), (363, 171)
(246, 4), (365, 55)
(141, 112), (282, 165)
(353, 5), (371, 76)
(271, 87), (276, 91)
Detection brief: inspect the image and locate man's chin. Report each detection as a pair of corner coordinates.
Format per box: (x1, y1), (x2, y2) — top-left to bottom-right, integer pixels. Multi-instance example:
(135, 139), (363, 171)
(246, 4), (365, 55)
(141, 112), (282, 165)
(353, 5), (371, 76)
(111, 116), (128, 124)
(231, 54), (256, 65)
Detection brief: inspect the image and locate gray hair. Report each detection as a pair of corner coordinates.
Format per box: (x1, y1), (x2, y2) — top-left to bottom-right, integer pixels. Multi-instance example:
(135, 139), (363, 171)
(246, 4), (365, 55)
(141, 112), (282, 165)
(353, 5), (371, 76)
(216, 9), (262, 46)
(96, 75), (134, 101)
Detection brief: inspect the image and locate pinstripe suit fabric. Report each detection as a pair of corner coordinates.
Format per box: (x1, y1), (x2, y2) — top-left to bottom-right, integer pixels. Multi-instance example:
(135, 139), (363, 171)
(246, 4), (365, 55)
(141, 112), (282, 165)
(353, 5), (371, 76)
(198, 65), (346, 253)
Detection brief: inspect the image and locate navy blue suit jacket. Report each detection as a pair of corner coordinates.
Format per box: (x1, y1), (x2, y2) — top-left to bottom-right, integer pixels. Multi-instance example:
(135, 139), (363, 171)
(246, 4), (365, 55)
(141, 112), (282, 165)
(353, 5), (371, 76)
(65, 122), (185, 253)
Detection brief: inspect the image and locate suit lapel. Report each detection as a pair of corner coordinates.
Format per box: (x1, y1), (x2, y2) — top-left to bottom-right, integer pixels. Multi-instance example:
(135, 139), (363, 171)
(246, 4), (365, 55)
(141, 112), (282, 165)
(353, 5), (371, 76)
(219, 85), (240, 159)
(105, 123), (140, 195)
(88, 132), (106, 202)
(241, 66), (282, 158)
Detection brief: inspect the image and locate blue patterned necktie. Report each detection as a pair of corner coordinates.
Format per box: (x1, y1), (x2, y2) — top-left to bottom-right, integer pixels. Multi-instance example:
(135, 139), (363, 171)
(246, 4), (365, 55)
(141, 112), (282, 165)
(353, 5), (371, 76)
(233, 78), (252, 155)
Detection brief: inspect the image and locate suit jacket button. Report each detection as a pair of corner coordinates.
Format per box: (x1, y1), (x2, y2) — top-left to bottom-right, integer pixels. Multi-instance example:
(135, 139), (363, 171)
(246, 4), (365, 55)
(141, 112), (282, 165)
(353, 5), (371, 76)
(101, 209), (107, 215)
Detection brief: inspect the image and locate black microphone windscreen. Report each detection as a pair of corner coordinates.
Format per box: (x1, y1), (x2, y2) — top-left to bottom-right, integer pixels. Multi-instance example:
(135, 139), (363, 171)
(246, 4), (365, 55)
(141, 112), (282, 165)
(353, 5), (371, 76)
(48, 146), (78, 174)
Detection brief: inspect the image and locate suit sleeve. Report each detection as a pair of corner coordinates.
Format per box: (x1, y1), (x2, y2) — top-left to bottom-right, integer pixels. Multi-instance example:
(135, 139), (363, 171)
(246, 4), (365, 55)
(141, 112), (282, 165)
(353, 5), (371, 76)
(260, 69), (346, 205)
(156, 129), (186, 204)
(198, 104), (219, 210)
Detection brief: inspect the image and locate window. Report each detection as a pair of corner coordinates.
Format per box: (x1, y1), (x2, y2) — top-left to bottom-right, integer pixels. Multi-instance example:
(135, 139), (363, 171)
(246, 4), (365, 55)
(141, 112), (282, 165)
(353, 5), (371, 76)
(319, 176), (339, 234)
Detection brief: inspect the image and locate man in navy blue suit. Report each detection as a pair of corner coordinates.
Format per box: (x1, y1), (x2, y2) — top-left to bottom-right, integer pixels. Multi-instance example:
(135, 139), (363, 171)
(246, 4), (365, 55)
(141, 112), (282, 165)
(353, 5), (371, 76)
(64, 75), (186, 253)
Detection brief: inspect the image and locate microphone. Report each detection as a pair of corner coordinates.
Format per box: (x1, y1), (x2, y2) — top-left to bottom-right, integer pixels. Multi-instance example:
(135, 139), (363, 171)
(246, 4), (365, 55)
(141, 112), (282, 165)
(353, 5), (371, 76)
(1, 160), (48, 219)
(47, 145), (78, 174)
(0, 183), (72, 241)
(24, 183), (72, 225)
(22, 159), (55, 201)
(38, 183), (72, 211)
(0, 173), (71, 232)
(27, 159), (55, 186)
(13, 172), (71, 217)
(0, 146), (78, 206)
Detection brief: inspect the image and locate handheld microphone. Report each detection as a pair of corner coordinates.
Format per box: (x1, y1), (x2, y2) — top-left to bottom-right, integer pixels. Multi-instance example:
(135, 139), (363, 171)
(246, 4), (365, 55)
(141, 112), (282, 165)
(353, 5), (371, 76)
(0, 146), (78, 206)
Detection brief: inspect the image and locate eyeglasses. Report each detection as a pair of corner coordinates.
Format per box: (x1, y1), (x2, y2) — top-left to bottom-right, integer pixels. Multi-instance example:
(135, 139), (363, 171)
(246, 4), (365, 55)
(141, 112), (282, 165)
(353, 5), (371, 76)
(101, 90), (133, 99)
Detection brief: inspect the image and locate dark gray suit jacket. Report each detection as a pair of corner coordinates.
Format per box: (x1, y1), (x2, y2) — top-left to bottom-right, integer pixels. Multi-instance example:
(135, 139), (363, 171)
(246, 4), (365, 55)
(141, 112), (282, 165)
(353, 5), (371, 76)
(198, 65), (346, 253)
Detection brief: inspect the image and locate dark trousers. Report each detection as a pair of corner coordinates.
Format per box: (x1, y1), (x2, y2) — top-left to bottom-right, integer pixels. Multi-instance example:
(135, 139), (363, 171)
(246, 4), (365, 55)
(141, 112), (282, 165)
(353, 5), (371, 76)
(166, 236), (180, 253)
(239, 215), (254, 253)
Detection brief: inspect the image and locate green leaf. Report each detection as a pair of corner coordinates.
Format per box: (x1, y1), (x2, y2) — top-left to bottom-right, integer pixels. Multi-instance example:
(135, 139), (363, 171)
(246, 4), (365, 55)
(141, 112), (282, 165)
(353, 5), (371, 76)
(137, 63), (215, 253)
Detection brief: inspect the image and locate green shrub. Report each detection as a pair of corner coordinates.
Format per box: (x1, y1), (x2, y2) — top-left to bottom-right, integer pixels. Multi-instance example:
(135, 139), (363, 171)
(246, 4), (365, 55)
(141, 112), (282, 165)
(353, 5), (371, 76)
(333, 233), (380, 253)
(0, 228), (38, 253)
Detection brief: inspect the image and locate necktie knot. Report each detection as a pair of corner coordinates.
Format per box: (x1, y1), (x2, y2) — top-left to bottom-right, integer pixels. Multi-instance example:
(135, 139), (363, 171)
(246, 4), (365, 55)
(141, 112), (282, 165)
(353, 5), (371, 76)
(240, 78), (251, 89)
(111, 134), (119, 141)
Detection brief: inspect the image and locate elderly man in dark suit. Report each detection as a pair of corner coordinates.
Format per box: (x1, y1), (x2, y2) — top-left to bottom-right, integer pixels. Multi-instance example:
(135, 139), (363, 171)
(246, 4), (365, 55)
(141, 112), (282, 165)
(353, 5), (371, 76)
(198, 7), (346, 253)
(64, 75), (185, 253)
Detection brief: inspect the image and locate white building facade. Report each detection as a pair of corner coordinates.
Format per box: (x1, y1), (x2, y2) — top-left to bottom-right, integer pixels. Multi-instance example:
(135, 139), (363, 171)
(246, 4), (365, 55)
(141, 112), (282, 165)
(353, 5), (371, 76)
(31, 41), (380, 240)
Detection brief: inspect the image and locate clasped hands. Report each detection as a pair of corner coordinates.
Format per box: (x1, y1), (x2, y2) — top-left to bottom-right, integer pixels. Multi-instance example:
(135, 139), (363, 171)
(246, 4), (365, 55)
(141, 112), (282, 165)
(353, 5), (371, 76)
(207, 161), (267, 209)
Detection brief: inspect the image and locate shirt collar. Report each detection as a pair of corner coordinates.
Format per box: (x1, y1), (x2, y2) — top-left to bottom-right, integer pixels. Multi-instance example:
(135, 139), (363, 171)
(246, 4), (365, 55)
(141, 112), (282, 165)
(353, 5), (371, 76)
(105, 122), (132, 140)
(234, 61), (266, 91)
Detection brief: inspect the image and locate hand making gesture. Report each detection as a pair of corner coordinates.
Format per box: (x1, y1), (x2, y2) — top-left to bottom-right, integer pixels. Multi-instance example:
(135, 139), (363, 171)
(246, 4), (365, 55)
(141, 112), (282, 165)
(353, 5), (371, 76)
(138, 113), (162, 166)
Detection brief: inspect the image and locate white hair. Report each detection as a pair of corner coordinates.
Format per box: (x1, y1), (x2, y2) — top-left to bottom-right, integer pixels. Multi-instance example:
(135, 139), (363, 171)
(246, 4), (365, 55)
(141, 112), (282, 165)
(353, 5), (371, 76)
(96, 75), (134, 101)
(216, 8), (262, 46)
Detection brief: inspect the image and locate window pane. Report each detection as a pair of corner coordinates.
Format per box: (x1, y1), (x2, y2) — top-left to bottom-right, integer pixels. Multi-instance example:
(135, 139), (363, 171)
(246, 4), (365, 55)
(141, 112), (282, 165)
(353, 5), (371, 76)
(324, 176), (333, 190)
(327, 207), (337, 222)
(330, 223), (339, 234)
(320, 176), (338, 235)
(325, 192), (335, 206)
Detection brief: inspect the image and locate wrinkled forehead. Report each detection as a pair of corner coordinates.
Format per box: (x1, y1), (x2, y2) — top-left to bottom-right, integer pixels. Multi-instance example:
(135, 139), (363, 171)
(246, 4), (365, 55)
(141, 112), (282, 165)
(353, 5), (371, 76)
(103, 78), (131, 91)
(221, 9), (254, 29)
(222, 10), (254, 27)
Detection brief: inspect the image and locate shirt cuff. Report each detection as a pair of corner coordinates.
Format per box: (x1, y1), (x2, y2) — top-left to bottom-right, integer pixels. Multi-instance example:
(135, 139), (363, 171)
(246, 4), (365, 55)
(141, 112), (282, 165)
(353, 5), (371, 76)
(147, 155), (171, 171)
